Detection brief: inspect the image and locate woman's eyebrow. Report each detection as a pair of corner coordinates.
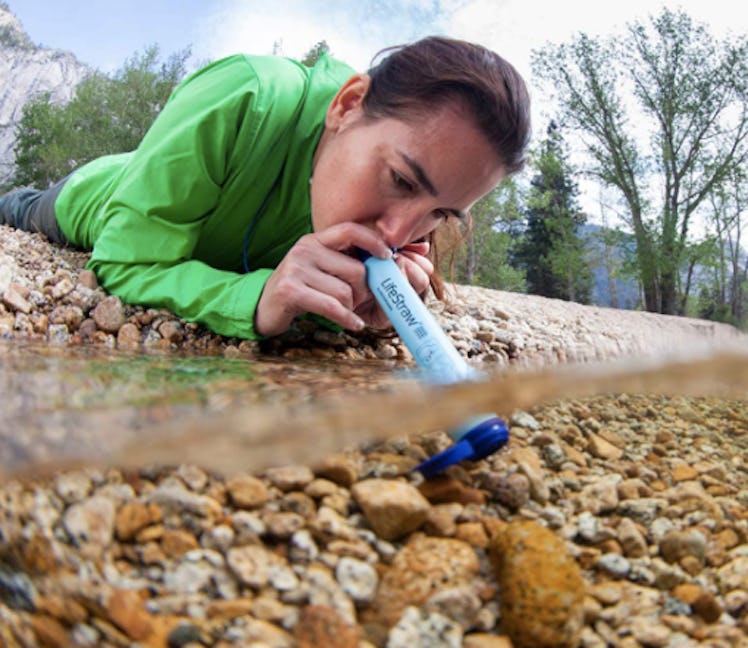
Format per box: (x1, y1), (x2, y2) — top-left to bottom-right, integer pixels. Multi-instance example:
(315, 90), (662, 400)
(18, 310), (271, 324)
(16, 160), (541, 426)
(397, 151), (437, 196)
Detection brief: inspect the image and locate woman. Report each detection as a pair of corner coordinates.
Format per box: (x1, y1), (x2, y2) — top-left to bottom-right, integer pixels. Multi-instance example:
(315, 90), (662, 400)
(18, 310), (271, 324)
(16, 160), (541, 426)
(0, 37), (530, 340)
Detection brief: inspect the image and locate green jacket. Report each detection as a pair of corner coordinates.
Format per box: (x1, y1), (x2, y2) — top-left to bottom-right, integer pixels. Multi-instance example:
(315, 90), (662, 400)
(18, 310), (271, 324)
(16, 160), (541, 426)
(55, 53), (354, 339)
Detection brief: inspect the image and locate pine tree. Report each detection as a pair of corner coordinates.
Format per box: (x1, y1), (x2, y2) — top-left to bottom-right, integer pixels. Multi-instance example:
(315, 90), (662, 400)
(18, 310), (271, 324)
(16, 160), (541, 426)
(515, 122), (592, 303)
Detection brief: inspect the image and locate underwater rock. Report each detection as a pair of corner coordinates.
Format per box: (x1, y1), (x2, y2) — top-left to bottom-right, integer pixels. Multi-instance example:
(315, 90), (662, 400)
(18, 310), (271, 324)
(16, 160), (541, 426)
(367, 534), (479, 627)
(351, 478), (430, 540)
(489, 520), (585, 648)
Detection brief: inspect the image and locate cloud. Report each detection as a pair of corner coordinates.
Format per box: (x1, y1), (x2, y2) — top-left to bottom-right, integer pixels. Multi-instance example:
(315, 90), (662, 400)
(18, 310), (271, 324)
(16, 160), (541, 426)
(196, 0), (461, 70)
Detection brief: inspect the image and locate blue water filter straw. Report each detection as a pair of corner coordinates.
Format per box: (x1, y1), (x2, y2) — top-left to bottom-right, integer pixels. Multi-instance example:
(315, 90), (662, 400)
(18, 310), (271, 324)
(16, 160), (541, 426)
(360, 251), (509, 477)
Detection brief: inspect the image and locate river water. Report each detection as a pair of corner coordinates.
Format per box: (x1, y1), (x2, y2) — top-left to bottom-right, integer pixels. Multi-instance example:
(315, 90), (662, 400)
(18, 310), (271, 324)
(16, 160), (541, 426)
(1, 339), (746, 480)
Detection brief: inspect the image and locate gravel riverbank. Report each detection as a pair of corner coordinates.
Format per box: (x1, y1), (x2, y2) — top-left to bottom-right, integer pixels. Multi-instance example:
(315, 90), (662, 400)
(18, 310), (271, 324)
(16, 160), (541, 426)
(1, 225), (747, 648)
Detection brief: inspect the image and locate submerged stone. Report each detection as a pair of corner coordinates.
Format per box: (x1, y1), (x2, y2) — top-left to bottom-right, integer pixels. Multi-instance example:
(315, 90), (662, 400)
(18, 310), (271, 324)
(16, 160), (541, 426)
(489, 520), (585, 648)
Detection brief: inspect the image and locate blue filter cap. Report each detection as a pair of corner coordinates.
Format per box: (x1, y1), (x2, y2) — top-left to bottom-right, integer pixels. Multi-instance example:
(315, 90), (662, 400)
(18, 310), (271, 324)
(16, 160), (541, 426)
(415, 416), (509, 478)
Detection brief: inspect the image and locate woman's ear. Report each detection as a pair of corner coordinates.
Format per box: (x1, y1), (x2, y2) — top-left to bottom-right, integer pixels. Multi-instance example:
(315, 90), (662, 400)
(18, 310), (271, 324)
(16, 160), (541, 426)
(325, 74), (371, 131)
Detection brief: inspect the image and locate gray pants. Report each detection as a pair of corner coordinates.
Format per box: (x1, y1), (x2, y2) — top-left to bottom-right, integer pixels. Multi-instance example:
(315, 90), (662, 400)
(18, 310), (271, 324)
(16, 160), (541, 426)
(0, 177), (70, 246)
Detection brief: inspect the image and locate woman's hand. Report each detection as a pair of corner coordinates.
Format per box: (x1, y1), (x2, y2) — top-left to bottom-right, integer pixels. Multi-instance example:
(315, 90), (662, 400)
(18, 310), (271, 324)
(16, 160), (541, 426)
(254, 227), (434, 337)
(353, 240), (433, 330)
(254, 223), (394, 337)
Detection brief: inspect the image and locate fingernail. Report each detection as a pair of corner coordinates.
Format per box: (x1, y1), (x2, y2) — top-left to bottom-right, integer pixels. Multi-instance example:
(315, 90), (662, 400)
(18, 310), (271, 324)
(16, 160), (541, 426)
(353, 316), (365, 330)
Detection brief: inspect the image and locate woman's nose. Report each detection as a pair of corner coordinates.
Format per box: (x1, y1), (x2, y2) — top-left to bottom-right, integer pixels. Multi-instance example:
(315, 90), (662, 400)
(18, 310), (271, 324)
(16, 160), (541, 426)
(375, 210), (421, 249)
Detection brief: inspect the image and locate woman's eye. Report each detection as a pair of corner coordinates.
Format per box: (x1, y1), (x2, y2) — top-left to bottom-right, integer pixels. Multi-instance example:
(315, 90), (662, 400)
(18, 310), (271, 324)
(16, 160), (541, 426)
(391, 170), (414, 192)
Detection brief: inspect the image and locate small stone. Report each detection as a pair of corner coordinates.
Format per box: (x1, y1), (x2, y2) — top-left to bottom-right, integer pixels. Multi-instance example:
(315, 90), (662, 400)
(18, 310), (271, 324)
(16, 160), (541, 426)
(78, 269), (99, 289)
(518, 461), (550, 503)
(690, 589), (722, 623)
(54, 471), (93, 504)
(618, 498), (664, 525)
(294, 605), (362, 648)
(167, 622), (206, 647)
(586, 432), (623, 460)
(305, 564), (356, 623)
(107, 588), (153, 641)
(49, 278), (74, 299)
(63, 496), (116, 554)
(491, 473), (530, 511)
(424, 585), (482, 629)
(91, 295), (126, 333)
(671, 465), (699, 482)
(226, 474), (269, 508)
(716, 556), (748, 592)
(659, 529), (707, 564)
(418, 476), (486, 505)
(116, 322), (141, 348)
(265, 511), (305, 538)
(115, 502), (159, 541)
(35, 594), (88, 625)
(455, 522), (489, 548)
(2, 286), (31, 313)
(617, 518), (648, 558)
(206, 598), (254, 620)
(510, 412), (541, 430)
(264, 465), (314, 491)
(0, 565), (36, 611)
(158, 320), (184, 343)
(161, 529), (200, 558)
(462, 634), (513, 648)
(352, 479), (430, 541)
(315, 454), (360, 487)
(628, 617), (670, 647)
(30, 615), (70, 648)
(369, 535), (479, 626)
(579, 475), (619, 514)
(227, 545), (288, 588)
(489, 520), (585, 648)
(387, 606), (462, 648)
(146, 480), (222, 518)
(335, 557), (379, 604)
(596, 553), (631, 578)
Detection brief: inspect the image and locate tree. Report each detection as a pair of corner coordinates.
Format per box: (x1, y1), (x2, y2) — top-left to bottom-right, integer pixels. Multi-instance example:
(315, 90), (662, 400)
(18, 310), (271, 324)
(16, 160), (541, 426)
(301, 41), (330, 67)
(514, 123), (591, 303)
(449, 179), (526, 292)
(13, 45), (190, 188)
(702, 165), (748, 326)
(532, 8), (748, 315)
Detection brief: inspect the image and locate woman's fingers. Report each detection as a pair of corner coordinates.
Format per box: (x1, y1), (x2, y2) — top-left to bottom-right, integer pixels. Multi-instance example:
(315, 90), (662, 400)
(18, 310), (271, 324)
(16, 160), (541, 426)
(254, 224), (438, 336)
(254, 224), (391, 336)
(315, 222), (393, 260)
(394, 244), (434, 297)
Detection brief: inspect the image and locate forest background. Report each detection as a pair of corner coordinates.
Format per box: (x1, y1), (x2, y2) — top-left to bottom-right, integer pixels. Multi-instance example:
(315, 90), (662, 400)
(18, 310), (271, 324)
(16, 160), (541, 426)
(4, 5), (747, 328)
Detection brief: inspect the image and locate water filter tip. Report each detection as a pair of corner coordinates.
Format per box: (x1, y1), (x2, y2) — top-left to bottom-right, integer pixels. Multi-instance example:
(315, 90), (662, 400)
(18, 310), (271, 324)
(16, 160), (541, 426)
(415, 416), (509, 478)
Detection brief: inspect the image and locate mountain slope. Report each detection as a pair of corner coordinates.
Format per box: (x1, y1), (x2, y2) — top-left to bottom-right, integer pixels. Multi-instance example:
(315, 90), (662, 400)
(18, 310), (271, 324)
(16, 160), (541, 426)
(0, 3), (90, 186)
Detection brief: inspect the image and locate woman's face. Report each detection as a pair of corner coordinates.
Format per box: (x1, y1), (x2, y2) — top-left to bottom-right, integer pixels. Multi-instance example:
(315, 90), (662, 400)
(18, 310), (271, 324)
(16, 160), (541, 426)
(310, 75), (505, 250)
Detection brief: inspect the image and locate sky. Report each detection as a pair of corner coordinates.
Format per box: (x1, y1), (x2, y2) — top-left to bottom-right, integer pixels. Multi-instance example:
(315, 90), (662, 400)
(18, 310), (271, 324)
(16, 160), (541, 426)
(10, 0), (746, 80)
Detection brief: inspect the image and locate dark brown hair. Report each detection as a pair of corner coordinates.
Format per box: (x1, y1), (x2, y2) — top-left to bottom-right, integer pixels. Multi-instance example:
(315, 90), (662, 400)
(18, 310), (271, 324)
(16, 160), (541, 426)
(365, 36), (531, 299)
(365, 36), (531, 175)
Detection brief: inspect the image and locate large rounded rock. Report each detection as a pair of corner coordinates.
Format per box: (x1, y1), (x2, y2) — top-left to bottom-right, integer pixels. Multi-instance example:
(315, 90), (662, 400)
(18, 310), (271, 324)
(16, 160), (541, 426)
(489, 520), (585, 648)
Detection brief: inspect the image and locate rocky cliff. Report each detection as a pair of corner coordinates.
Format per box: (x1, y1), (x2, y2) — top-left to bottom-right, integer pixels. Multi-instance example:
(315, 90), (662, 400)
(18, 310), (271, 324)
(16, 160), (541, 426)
(0, 4), (90, 187)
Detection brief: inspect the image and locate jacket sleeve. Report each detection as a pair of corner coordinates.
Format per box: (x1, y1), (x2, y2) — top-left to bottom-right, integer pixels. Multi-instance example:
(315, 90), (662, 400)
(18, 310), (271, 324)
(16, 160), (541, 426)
(86, 57), (277, 340)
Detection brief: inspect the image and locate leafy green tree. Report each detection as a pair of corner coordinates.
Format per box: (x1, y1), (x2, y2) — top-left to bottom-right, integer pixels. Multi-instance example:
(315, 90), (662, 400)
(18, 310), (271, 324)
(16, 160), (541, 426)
(533, 8), (748, 315)
(13, 45), (190, 188)
(451, 179), (526, 292)
(514, 123), (591, 303)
